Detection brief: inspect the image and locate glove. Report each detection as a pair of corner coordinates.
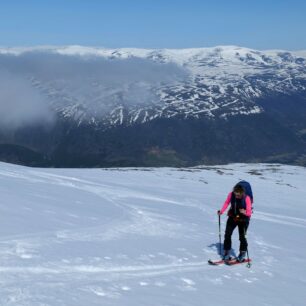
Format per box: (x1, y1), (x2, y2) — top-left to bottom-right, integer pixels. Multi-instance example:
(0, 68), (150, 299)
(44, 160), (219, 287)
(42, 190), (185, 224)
(239, 209), (246, 215)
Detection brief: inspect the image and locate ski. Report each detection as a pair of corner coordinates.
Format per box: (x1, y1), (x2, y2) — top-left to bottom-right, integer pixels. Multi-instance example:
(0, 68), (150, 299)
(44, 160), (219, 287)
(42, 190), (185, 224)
(226, 258), (252, 266)
(208, 258), (237, 265)
(208, 258), (252, 266)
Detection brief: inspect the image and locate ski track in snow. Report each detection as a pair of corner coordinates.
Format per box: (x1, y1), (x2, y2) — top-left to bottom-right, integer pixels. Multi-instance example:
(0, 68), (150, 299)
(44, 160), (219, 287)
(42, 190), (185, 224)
(253, 211), (306, 228)
(0, 162), (305, 305)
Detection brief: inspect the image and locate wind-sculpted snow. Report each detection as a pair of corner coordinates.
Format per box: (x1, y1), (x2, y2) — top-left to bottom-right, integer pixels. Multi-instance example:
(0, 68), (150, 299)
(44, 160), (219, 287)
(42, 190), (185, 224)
(0, 162), (305, 305)
(0, 46), (306, 128)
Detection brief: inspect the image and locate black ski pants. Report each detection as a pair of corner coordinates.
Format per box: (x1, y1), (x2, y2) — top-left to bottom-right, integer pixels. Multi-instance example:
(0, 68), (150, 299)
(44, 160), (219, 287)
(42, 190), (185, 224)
(223, 217), (249, 252)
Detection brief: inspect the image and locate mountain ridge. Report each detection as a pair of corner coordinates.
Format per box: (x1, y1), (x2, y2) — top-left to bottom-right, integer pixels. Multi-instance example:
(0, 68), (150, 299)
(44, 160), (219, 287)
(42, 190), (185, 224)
(1, 45), (306, 167)
(2, 45), (305, 128)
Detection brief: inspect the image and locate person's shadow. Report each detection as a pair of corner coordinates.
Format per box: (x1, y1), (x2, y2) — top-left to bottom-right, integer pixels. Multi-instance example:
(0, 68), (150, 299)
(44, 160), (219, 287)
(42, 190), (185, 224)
(208, 243), (236, 257)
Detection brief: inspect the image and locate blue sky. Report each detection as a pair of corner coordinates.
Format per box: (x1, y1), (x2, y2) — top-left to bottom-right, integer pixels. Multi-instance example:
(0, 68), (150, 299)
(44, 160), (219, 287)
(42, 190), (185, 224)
(0, 0), (305, 50)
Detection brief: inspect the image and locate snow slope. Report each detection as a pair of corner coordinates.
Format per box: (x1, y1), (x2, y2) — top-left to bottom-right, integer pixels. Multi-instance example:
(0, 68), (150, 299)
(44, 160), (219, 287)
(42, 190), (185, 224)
(0, 162), (305, 305)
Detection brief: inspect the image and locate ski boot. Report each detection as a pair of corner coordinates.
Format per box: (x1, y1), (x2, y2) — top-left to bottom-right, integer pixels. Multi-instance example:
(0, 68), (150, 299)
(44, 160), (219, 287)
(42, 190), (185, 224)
(223, 250), (231, 261)
(237, 251), (246, 262)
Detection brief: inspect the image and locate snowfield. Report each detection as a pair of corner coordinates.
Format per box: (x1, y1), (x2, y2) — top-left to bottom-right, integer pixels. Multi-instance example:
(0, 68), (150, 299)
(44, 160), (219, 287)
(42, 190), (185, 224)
(0, 162), (305, 305)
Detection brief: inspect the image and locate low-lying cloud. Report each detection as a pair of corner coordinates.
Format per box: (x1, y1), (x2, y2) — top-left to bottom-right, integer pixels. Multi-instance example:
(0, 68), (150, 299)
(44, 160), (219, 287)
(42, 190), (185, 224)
(0, 70), (54, 130)
(0, 51), (189, 129)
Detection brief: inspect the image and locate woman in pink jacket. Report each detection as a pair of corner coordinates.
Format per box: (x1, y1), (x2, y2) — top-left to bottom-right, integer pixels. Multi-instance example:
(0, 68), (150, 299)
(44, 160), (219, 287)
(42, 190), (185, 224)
(218, 183), (252, 262)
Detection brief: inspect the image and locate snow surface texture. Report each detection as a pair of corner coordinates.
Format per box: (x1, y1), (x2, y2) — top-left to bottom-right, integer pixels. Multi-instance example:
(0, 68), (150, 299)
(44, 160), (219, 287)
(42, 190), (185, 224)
(1, 46), (306, 128)
(0, 162), (305, 305)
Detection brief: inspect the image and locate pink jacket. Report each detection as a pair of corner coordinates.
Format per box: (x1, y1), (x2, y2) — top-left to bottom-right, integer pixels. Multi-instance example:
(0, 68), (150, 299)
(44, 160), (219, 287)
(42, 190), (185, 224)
(220, 192), (252, 217)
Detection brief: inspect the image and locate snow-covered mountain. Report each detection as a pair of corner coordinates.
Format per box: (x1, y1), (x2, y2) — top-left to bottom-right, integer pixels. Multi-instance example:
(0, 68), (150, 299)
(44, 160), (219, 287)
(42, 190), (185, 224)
(1, 45), (306, 127)
(1, 45), (306, 167)
(0, 161), (305, 305)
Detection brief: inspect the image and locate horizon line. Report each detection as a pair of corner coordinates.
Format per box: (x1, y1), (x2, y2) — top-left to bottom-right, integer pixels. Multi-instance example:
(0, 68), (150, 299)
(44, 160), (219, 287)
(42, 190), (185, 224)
(0, 44), (306, 53)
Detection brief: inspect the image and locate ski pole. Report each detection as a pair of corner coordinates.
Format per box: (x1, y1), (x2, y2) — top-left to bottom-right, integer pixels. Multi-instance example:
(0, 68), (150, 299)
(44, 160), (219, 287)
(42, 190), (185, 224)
(218, 211), (222, 256)
(244, 226), (251, 268)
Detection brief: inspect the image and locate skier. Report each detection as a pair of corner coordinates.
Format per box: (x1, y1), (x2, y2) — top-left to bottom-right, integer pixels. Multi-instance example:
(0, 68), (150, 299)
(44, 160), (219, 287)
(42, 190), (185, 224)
(218, 183), (252, 262)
